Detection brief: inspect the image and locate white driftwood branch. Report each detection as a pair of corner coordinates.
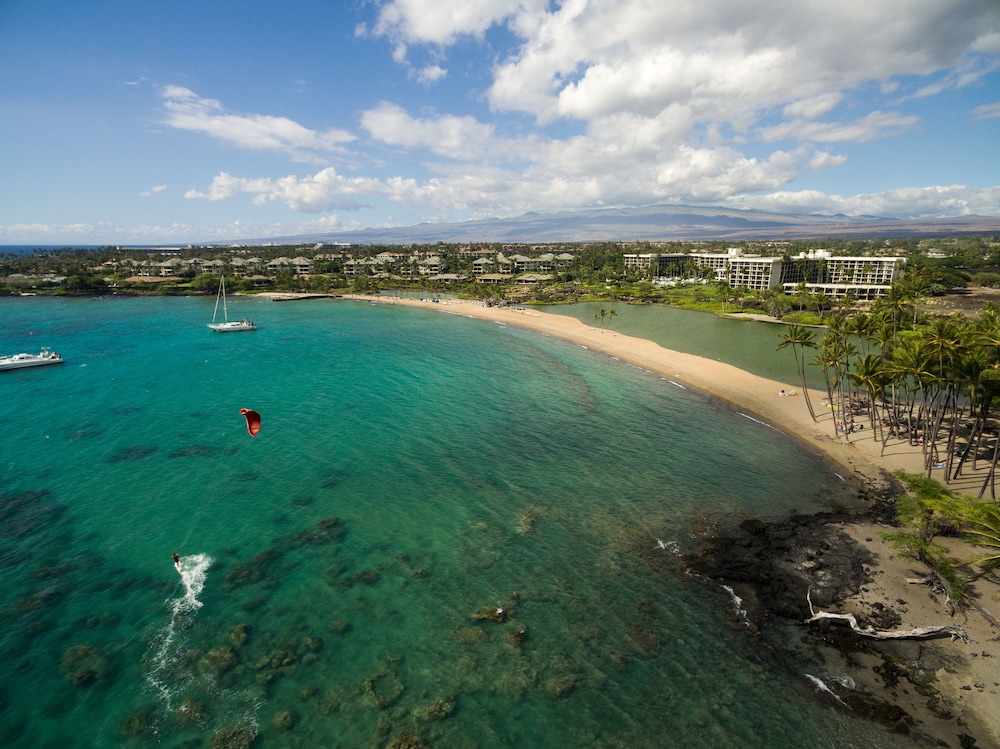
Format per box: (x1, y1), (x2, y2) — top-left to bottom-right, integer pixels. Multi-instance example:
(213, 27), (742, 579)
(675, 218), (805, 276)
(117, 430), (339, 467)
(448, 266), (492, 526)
(804, 589), (969, 642)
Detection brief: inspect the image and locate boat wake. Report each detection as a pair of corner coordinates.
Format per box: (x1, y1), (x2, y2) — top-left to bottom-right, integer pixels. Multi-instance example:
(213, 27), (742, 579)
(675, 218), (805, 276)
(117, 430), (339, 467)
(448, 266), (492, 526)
(175, 553), (211, 615)
(142, 554), (263, 738)
(146, 553), (212, 709)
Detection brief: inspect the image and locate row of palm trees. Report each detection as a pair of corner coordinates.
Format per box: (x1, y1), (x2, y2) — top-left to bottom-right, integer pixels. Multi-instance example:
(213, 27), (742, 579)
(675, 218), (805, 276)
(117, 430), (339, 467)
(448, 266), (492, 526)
(778, 284), (1000, 499)
(594, 308), (617, 329)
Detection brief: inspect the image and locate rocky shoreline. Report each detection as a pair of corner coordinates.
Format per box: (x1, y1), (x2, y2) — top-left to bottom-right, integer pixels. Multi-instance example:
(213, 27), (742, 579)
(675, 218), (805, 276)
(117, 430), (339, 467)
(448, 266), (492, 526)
(683, 469), (993, 748)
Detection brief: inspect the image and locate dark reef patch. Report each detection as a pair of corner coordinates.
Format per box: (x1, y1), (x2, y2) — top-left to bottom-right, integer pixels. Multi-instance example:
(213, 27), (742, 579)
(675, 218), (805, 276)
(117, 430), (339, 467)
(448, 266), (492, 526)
(108, 445), (157, 462)
(169, 444), (218, 458)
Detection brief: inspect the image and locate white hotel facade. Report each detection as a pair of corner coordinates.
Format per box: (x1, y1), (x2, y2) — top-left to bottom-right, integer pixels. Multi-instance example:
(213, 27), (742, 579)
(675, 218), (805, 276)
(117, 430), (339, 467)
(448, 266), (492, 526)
(623, 248), (906, 301)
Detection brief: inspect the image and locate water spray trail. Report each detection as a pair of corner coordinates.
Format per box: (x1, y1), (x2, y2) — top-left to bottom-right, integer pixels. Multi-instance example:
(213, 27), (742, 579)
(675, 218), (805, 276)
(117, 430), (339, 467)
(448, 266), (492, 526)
(145, 553), (212, 711)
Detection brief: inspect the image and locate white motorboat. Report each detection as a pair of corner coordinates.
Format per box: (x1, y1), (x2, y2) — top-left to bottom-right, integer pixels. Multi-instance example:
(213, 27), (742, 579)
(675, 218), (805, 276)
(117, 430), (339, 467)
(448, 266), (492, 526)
(0, 348), (64, 371)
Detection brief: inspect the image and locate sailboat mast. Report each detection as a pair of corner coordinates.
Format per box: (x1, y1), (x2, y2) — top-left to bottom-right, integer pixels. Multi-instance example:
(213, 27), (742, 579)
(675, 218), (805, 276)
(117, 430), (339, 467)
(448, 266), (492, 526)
(212, 276), (223, 323)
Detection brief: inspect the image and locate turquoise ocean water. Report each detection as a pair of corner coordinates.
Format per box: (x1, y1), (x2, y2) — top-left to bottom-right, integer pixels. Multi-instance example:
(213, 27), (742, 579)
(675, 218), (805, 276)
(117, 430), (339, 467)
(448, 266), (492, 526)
(1, 296), (915, 748)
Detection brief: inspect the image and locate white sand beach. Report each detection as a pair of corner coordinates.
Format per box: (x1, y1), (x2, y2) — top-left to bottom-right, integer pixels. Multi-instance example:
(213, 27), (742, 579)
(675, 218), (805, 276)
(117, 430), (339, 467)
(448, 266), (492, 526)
(340, 293), (1000, 746)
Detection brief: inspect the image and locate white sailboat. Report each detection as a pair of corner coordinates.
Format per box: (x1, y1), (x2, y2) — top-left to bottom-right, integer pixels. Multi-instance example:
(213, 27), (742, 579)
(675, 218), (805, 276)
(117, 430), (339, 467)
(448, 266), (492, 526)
(208, 276), (256, 332)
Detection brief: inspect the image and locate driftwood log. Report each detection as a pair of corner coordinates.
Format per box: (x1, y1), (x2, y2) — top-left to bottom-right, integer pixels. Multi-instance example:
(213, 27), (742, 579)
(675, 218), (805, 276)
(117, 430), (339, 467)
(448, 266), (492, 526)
(804, 589), (969, 642)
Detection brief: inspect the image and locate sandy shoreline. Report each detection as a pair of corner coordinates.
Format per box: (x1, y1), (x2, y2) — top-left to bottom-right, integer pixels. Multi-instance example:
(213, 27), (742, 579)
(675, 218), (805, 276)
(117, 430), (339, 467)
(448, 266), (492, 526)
(338, 294), (930, 480)
(331, 293), (1000, 747)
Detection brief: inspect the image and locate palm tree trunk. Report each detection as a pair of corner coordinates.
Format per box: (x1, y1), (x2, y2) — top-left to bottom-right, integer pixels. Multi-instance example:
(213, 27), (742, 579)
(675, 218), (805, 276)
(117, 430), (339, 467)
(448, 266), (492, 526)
(978, 431), (1000, 500)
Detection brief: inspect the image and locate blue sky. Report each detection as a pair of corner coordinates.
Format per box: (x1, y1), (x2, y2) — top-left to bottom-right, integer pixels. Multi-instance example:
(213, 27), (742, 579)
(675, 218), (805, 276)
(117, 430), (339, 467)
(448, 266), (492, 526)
(1, 0), (999, 245)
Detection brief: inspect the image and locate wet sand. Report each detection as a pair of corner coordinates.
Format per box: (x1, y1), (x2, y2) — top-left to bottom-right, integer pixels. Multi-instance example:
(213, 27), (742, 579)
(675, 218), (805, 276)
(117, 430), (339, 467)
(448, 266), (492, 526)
(338, 294), (1000, 746)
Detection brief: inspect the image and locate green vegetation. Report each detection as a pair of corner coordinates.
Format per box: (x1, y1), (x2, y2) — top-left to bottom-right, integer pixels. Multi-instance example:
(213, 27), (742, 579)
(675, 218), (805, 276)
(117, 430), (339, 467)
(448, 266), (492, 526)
(792, 289), (1000, 497)
(3, 236), (998, 313)
(881, 471), (1000, 607)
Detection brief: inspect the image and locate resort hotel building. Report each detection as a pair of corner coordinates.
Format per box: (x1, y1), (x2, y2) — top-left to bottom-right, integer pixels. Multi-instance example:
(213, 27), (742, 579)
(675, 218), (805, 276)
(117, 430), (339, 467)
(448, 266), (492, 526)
(623, 248), (906, 301)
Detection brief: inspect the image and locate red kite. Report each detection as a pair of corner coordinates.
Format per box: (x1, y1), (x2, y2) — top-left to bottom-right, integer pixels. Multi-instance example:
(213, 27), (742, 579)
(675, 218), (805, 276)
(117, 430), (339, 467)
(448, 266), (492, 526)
(240, 408), (261, 437)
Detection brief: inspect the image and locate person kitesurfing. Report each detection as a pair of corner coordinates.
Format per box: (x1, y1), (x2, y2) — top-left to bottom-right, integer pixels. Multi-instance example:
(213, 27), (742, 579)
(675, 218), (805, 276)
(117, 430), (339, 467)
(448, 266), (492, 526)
(169, 408), (260, 580)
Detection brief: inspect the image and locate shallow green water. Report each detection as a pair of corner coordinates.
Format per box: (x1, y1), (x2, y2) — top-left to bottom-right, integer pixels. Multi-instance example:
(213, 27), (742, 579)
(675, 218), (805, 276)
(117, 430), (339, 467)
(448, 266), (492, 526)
(536, 301), (827, 388)
(0, 296), (915, 747)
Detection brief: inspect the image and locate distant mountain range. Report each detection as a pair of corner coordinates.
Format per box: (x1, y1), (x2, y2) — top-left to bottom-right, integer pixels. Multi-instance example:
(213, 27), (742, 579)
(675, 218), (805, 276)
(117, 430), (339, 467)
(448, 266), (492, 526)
(257, 204), (1000, 245)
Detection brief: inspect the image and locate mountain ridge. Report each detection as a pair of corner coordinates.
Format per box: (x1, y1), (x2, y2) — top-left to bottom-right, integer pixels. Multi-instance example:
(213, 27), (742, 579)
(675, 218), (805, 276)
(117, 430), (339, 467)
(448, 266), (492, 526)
(253, 204), (1000, 245)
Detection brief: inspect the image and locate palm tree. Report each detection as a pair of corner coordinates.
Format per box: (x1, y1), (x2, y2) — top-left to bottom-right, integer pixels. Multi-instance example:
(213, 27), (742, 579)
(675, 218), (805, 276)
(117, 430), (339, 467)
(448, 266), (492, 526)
(929, 494), (1000, 579)
(777, 324), (818, 420)
(812, 333), (853, 437)
(918, 317), (966, 476)
(869, 310), (895, 360)
(885, 336), (937, 464)
(846, 313), (876, 356)
(717, 280), (733, 312)
(848, 353), (885, 444)
(873, 284), (912, 344)
(948, 347), (990, 482)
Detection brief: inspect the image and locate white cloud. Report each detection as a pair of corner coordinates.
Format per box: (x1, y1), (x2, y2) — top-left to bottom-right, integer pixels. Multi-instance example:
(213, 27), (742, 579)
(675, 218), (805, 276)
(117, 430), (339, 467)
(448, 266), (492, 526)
(182, 140), (847, 220)
(185, 169), (388, 213)
(414, 64), (447, 85)
(373, 1), (998, 135)
(345, 0), (1000, 223)
(970, 101), (1000, 120)
(139, 184), (168, 197)
(374, 0), (543, 46)
(361, 102), (503, 160)
(726, 186), (1000, 219)
(759, 111), (919, 144)
(783, 93), (844, 121)
(160, 86), (355, 161)
(152, 0), (1000, 240)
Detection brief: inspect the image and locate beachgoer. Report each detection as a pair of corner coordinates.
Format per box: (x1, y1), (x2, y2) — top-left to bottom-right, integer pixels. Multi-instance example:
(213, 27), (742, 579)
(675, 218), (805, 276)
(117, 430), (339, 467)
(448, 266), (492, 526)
(779, 390), (787, 396)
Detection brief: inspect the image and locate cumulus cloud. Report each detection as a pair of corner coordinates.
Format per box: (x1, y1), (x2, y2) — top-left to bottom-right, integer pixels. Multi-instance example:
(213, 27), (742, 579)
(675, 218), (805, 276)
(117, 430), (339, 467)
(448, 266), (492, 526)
(170, 1), (1000, 233)
(185, 169), (387, 212)
(349, 0), (1000, 220)
(183, 140), (843, 220)
(414, 64), (447, 85)
(727, 186), (1000, 219)
(373, 0), (543, 46)
(139, 184), (168, 197)
(160, 86), (355, 161)
(360, 102), (505, 160)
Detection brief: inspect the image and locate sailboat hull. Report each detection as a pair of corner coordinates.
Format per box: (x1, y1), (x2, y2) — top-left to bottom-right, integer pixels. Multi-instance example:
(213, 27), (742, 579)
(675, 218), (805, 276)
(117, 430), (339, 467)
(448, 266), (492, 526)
(208, 321), (256, 332)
